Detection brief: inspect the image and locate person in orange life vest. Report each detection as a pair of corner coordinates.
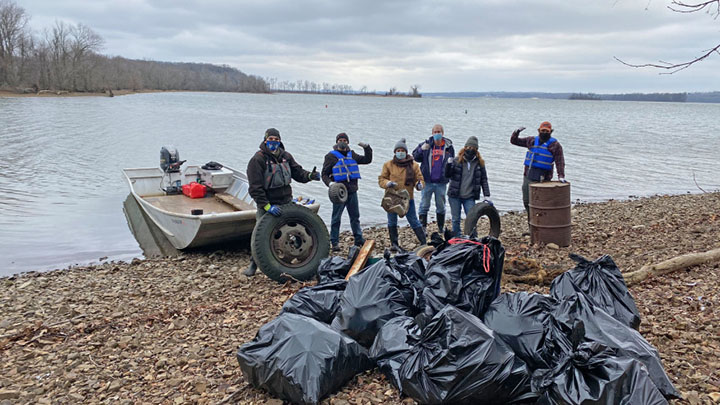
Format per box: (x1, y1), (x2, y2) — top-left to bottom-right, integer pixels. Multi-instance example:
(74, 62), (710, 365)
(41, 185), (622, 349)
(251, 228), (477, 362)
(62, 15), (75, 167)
(243, 128), (321, 276)
(321, 132), (373, 252)
(510, 121), (566, 223)
(412, 124), (454, 234)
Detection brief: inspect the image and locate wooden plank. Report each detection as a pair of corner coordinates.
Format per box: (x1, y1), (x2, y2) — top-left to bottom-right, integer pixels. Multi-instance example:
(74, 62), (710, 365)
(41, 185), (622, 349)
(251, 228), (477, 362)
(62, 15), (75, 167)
(215, 193), (255, 211)
(345, 240), (375, 280)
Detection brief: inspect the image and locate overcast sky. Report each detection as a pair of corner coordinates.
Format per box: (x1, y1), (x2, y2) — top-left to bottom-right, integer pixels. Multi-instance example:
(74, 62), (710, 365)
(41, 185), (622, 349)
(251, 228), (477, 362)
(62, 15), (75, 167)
(19, 0), (720, 92)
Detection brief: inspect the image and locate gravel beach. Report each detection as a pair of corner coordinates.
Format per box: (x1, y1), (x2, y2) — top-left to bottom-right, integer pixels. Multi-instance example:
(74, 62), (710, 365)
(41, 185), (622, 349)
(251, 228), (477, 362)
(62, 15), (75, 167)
(1, 192), (719, 404)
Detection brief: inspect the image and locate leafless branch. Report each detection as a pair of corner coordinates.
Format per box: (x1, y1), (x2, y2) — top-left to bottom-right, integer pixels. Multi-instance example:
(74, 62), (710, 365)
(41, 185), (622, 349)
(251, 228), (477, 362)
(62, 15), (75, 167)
(614, 43), (720, 73)
(692, 171), (708, 193)
(668, 0), (720, 17)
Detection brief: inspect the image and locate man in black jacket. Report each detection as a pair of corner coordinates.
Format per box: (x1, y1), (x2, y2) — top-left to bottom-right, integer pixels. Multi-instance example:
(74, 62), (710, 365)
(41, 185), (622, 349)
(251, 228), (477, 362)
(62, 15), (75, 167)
(243, 128), (320, 276)
(321, 132), (372, 252)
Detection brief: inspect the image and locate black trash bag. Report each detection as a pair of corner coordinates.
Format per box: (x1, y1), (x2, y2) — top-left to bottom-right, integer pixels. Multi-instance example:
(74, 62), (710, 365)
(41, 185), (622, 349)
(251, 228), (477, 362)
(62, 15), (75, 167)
(331, 258), (418, 346)
(398, 305), (536, 404)
(317, 246), (360, 283)
(422, 236), (504, 322)
(388, 252), (426, 308)
(552, 293), (681, 399)
(281, 280), (347, 323)
(550, 254), (641, 330)
(483, 292), (570, 371)
(369, 316), (422, 392)
(237, 313), (373, 405)
(532, 341), (669, 405)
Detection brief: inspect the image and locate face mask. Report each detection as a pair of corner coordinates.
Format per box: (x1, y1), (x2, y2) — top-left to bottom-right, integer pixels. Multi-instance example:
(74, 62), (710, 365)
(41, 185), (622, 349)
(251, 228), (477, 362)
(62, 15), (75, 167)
(337, 141), (348, 150)
(266, 140), (280, 151)
(433, 133), (442, 142)
(395, 151), (407, 160)
(464, 150), (476, 160)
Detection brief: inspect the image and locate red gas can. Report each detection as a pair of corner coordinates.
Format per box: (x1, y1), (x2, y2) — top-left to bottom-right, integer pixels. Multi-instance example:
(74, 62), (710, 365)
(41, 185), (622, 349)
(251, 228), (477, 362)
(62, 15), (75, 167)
(182, 182), (206, 199)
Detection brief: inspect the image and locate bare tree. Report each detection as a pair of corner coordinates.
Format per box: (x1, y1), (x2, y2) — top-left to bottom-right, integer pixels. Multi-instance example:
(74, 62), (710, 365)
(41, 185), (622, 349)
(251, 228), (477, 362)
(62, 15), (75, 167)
(409, 84), (421, 97)
(616, 0), (720, 73)
(0, 0), (30, 86)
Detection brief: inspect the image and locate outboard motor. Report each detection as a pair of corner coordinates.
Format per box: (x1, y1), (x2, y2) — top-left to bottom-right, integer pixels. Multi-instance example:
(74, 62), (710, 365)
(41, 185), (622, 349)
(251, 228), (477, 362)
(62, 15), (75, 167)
(160, 146), (183, 173)
(160, 146), (185, 195)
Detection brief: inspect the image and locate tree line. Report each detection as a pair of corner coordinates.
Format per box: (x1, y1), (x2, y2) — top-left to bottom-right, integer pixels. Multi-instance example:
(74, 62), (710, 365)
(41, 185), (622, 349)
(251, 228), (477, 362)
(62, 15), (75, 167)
(266, 77), (421, 97)
(569, 92), (688, 102)
(0, 0), (267, 93)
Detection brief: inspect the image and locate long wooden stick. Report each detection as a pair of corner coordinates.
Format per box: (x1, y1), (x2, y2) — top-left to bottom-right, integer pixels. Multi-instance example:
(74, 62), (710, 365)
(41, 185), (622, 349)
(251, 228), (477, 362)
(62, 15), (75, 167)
(346, 240), (375, 280)
(624, 247), (720, 285)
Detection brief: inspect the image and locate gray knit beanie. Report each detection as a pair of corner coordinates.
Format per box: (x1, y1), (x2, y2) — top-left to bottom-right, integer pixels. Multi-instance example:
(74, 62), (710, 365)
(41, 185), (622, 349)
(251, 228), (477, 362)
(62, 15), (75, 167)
(465, 136), (479, 149)
(394, 138), (408, 152)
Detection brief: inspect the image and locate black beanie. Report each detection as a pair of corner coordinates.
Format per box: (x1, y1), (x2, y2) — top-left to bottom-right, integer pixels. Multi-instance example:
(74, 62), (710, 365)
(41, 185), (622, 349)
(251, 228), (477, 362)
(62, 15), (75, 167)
(336, 132), (349, 142)
(264, 128), (280, 140)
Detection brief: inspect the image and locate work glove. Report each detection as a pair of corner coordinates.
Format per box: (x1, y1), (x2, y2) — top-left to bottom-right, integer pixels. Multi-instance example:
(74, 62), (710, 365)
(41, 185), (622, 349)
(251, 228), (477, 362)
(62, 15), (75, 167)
(358, 142), (369, 148)
(264, 204), (282, 217)
(514, 127), (526, 135)
(309, 166), (321, 181)
(558, 176), (567, 183)
(416, 181), (424, 191)
(386, 181), (397, 188)
(483, 197), (493, 206)
(421, 143), (430, 151)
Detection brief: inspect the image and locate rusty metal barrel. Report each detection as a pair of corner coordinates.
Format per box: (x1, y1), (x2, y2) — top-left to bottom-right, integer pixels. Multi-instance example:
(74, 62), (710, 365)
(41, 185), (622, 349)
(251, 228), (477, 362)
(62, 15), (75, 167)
(529, 181), (571, 246)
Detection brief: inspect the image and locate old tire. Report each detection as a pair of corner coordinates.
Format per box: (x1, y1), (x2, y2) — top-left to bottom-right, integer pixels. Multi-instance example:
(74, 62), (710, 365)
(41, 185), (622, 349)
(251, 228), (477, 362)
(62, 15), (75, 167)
(251, 204), (330, 283)
(463, 202), (501, 238)
(328, 182), (348, 204)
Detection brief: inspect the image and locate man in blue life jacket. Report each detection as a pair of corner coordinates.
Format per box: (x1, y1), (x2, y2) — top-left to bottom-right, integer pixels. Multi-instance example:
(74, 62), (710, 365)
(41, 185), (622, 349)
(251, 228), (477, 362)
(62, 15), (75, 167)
(412, 124), (454, 235)
(243, 128), (321, 276)
(511, 121), (566, 224)
(321, 132), (373, 252)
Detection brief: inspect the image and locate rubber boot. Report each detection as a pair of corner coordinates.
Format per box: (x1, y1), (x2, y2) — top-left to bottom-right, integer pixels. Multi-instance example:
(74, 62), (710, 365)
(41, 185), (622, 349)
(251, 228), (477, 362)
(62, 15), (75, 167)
(419, 214), (428, 232)
(243, 259), (257, 276)
(436, 213), (445, 234)
(413, 226), (427, 245)
(388, 226), (403, 253)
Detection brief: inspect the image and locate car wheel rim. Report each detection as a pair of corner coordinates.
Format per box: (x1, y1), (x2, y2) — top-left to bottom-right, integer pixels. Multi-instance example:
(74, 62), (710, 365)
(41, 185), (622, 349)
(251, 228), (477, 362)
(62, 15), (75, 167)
(270, 220), (318, 268)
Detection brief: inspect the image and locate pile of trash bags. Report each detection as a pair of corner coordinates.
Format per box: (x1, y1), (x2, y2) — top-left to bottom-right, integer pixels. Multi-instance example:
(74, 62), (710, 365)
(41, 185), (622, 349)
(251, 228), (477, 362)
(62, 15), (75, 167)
(237, 237), (680, 404)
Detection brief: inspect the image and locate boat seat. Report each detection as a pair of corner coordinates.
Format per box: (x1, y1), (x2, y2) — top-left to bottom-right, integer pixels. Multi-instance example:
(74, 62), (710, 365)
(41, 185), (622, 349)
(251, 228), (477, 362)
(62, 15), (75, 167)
(215, 193), (255, 211)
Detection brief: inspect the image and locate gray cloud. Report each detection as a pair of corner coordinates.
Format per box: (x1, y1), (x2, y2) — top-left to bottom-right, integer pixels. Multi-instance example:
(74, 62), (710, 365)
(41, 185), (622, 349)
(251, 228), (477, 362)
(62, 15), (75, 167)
(20, 0), (720, 92)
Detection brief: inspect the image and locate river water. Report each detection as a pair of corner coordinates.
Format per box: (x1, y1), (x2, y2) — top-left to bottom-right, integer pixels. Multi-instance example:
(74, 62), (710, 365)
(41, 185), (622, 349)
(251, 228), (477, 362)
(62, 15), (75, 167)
(1, 92), (718, 276)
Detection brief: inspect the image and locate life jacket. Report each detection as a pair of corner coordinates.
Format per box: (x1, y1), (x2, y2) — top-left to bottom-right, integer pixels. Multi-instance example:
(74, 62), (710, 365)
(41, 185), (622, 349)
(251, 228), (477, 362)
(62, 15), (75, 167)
(331, 150), (361, 182)
(262, 152), (292, 190)
(524, 136), (556, 171)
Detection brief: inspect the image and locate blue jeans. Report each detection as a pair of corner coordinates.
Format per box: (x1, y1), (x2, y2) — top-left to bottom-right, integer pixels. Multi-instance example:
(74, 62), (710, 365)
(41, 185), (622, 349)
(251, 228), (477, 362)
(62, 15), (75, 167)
(387, 199), (422, 229)
(330, 191), (363, 245)
(449, 197), (476, 237)
(418, 182), (447, 216)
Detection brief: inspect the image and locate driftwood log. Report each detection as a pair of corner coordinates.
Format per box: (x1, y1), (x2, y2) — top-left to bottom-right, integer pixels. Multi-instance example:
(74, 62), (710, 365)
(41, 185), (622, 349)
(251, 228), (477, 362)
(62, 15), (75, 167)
(624, 247), (720, 285)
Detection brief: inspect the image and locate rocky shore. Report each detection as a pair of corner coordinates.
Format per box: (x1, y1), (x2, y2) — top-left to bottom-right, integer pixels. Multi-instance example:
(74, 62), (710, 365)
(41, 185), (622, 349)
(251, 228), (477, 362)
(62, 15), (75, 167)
(1, 192), (719, 404)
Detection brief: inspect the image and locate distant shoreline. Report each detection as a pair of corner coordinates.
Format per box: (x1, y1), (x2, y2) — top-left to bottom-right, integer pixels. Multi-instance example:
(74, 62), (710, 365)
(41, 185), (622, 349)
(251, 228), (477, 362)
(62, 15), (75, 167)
(0, 89), (209, 98)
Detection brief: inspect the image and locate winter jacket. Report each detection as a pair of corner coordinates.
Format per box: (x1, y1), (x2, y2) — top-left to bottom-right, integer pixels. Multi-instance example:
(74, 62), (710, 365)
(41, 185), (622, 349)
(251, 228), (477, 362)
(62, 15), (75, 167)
(445, 152), (490, 200)
(377, 159), (424, 201)
(412, 136), (454, 184)
(321, 144), (373, 193)
(246, 140), (312, 207)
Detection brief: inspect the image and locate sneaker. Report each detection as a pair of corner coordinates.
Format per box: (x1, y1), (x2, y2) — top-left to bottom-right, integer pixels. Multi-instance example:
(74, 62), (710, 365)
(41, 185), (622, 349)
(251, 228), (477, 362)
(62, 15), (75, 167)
(354, 239), (366, 247)
(332, 244), (342, 253)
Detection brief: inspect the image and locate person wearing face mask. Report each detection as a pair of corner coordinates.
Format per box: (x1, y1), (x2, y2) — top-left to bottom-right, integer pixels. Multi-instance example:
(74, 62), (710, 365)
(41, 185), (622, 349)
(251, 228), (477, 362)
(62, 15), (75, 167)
(444, 136), (491, 237)
(321, 132), (373, 252)
(243, 128), (321, 276)
(511, 121), (566, 223)
(413, 124), (454, 235)
(378, 138), (426, 252)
